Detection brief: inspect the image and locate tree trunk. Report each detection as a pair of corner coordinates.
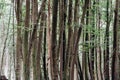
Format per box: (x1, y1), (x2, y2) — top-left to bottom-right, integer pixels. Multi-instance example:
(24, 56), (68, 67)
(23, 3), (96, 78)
(51, 0), (58, 79)
(23, 0), (30, 80)
(104, 0), (110, 79)
(15, 0), (22, 80)
(112, 0), (119, 79)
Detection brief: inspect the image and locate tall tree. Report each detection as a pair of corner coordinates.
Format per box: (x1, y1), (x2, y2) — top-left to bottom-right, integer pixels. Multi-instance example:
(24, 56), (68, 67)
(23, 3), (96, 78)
(59, 0), (65, 79)
(82, 0), (90, 79)
(31, 0), (38, 80)
(51, 0), (58, 79)
(64, 0), (73, 79)
(43, 14), (48, 80)
(23, 0), (30, 80)
(97, 0), (103, 80)
(104, 0), (110, 79)
(112, 0), (119, 80)
(15, 0), (22, 80)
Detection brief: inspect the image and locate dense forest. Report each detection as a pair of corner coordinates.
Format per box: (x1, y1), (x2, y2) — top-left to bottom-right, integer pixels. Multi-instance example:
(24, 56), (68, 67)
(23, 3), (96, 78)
(0, 0), (120, 80)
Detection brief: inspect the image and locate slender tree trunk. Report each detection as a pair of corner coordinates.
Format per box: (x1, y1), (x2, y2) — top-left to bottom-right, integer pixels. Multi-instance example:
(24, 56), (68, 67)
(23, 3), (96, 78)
(43, 17), (48, 80)
(36, 12), (46, 80)
(31, 0), (38, 80)
(64, 0), (73, 79)
(47, 0), (53, 79)
(82, 0), (90, 79)
(23, 0), (30, 80)
(51, 0), (58, 79)
(97, 0), (103, 79)
(15, 0), (22, 80)
(89, 0), (95, 79)
(59, 0), (64, 79)
(118, 0), (120, 78)
(63, 0), (67, 78)
(112, 0), (119, 79)
(104, 0), (110, 79)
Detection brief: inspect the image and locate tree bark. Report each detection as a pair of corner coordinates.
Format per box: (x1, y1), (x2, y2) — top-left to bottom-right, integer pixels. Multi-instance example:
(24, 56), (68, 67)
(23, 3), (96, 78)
(112, 0), (119, 79)
(15, 0), (22, 80)
(51, 0), (58, 79)
(23, 0), (30, 80)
